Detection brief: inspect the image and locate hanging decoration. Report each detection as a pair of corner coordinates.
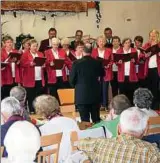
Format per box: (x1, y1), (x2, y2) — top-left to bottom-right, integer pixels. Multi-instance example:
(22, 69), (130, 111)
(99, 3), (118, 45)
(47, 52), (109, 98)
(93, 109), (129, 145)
(95, 1), (102, 29)
(1, 1), (95, 12)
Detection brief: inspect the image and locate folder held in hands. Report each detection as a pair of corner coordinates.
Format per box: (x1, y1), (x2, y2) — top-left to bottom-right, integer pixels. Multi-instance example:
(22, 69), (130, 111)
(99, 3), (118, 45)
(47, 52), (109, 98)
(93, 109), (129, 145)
(1, 62), (9, 68)
(52, 59), (65, 70)
(34, 57), (46, 66)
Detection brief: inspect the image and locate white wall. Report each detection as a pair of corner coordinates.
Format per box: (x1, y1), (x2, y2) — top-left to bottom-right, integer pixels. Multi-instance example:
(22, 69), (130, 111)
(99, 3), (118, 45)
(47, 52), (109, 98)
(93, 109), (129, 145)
(1, 1), (160, 44)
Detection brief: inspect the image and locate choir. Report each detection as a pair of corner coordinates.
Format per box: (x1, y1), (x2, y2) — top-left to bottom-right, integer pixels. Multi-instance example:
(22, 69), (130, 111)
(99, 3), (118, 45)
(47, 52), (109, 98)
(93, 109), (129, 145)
(1, 28), (160, 113)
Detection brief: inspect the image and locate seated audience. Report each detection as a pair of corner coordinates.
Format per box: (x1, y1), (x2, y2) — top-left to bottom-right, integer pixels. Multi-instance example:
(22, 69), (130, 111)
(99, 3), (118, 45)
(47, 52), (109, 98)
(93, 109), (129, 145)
(77, 107), (160, 162)
(1, 97), (24, 157)
(1, 121), (40, 163)
(34, 95), (79, 162)
(10, 86), (31, 121)
(133, 88), (158, 117)
(91, 95), (131, 137)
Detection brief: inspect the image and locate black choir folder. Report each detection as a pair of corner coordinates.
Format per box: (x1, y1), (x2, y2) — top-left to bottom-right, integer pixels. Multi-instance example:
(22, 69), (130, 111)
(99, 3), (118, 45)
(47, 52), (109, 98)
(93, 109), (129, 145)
(8, 52), (22, 61)
(1, 62), (9, 68)
(34, 57), (46, 66)
(52, 59), (65, 70)
(139, 44), (160, 56)
(97, 57), (111, 66)
(113, 52), (138, 62)
(68, 52), (77, 61)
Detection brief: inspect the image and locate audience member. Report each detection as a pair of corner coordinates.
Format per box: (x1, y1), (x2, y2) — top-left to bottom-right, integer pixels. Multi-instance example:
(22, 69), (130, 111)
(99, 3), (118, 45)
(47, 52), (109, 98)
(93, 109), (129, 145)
(133, 88), (158, 117)
(2, 121), (40, 163)
(10, 86), (31, 121)
(34, 95), (79, 162)
(91, 94), (131, 137)
(1, 97), (24, 157)
(77, 107), (160, 162)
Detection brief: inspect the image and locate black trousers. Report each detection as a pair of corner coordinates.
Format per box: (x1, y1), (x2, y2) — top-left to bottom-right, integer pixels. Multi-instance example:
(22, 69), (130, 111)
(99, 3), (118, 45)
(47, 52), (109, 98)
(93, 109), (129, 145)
(119, 77), (138, 105)
(48, 77), (67, 102)
(100, 80), (109, 107)
(77, 104), (100, 123)
(110, 71), (119, 97)
(1, 79), (17, 100)
(146, 68), (160, 110)
(25, 80), (44, 113)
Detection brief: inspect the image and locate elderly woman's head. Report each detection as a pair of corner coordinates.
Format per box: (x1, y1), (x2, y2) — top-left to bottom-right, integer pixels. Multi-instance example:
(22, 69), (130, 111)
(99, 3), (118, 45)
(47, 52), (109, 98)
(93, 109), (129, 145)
(34, 95), (60, 119)
(4, 121), (40, 162)
(10, 86), (27, 107)
(133, 88), (153, 110)
(1, 97), (21, 124)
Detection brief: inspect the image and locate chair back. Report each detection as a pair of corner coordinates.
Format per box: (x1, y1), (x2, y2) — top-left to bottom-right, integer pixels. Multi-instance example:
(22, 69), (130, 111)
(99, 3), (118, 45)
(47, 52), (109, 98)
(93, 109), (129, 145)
(146, 116), (160, 135)
(38, 133), (63, 163)
(57, 89), (76, 119)
(70, 127), (110, 151)
(1, 146), (4, 157)
(57, 89), (75, 105)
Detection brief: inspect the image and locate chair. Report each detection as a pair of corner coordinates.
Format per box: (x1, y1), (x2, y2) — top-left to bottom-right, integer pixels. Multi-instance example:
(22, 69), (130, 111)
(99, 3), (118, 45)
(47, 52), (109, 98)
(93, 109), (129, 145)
(70, 127), (111, 151)
(1, 146), (4, 157)
(146, 116), (160, 135)
(38, 133), (63, 163)
(57, 89), (76, 119)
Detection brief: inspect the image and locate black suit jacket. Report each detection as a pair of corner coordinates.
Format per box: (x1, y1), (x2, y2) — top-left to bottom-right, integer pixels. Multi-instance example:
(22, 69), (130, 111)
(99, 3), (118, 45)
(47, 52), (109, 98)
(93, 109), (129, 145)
(39, 39), (51, 53)
(69, 56), (104, 105)
(105, 38), (113, 48)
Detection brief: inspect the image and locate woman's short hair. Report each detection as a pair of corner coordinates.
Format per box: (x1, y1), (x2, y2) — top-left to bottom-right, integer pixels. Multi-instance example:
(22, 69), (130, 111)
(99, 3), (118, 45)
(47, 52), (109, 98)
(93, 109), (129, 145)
(61, 37), (70, 46)
(109, 94), (131, 115)
(4, 121), (40, 161)
(112, 36), (121, 43)
(75, 41), (84, 49)
(1, 97), (21, 117)
(22, 38), (31, 45)
(122, 38), (132, 45)
(10, 86), (27, 104)
(134, 35), (143, 44)
(51, 38), (60, 45)
(2, 35), (13, 43)
(149, 29), (160, 42)
(133, 88), (153, 110)
(96, 35), (106, 43)
(29, 39), (38, 45)
(34, 95), (60, 118)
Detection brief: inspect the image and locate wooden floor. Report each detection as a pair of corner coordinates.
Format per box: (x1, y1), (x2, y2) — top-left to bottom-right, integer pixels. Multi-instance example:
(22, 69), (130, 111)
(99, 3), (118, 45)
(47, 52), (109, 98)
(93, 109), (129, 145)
(30, 110), (107, 120)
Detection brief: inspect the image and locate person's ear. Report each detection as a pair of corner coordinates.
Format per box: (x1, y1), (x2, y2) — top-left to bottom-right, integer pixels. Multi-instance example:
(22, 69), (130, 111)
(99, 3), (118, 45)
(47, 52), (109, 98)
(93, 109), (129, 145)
(117, 124), (121, 135)
(109, 108), (115, 115)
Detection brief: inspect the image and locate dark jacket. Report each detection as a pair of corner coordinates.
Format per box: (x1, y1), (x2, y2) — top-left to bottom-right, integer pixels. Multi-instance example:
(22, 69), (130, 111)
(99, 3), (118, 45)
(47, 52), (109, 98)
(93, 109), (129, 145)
(39, 39), (51, 53)
(69, 55), (104, 105)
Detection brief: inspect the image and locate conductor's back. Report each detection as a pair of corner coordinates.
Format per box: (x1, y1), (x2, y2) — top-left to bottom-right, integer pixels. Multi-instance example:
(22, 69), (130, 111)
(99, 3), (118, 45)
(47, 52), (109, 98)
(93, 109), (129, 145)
(69, 45), (104, 123)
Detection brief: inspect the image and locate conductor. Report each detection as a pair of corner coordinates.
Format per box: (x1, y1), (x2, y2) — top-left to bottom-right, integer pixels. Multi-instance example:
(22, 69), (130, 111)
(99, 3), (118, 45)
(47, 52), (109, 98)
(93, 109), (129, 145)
(69, 44), (104, 123)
